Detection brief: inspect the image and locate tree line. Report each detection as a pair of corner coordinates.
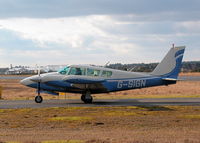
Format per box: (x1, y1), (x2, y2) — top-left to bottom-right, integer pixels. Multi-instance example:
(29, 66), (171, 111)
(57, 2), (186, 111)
(107, 61), (200, 72)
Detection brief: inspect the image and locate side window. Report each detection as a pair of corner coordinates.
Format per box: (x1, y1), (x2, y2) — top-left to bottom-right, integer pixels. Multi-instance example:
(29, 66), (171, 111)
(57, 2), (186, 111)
(79, 68), (86, 75)
(87, 68), (100, 76)
(69, 67), (86, 75)
(94, 69), (100, 76)
(102, 71), (112, 77)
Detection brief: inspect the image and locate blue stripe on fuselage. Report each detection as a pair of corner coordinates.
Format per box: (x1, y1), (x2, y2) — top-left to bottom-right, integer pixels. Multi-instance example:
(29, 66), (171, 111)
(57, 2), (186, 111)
(46, 80), (72, 88)
(29, 82), (66, 92)
(161, 55), (184, 79)
(103, 76), (166, 92)
(29, 77), (165, 93)
(29, 77), (173, 94)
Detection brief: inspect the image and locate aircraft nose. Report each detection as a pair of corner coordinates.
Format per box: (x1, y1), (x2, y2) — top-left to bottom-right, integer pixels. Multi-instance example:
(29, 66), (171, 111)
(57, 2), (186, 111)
(29, 75), (42, 82)
(20, 75), (43, 86)
(20, 78), (31, 86)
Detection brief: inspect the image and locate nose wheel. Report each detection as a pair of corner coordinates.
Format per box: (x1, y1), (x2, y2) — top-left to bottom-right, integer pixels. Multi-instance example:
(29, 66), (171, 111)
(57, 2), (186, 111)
(35, 95), (43, 103)
(81, 91), (93, 104)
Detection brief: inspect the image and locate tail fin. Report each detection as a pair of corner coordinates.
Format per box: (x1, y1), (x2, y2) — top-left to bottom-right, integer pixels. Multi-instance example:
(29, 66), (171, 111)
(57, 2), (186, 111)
(151, 46), (185, 79)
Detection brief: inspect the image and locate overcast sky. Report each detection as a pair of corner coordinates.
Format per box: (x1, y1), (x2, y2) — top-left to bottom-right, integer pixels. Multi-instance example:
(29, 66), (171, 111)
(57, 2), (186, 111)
(0, 0), (199, 67)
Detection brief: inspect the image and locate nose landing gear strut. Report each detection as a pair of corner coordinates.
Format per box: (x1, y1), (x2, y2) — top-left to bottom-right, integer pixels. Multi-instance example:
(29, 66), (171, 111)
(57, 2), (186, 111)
(35, 81), (43, 103)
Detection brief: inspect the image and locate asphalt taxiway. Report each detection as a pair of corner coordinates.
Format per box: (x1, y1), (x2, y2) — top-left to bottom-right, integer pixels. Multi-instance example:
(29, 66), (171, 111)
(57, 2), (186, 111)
(1, 98), (200, 109)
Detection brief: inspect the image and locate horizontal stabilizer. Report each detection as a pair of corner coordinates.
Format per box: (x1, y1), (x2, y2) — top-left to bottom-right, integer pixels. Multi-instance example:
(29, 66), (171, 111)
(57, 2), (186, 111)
(162, 78), (177, 81)
(162, 78), (183, 81)
(162, 78), (182, 85)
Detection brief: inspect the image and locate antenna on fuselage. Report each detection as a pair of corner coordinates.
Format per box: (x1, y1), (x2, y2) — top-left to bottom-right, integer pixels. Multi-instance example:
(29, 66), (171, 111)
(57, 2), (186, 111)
(128, 66), (136, 72)
(104, 61), (110, 67)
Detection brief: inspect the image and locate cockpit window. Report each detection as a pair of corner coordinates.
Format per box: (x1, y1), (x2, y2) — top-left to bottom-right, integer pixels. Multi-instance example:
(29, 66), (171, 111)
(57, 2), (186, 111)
(101, 71), (112, 77)
(87, 68), (100, 76)
(59, 66), (101, 76)
(59, 66), (70, 75)
(68, 67), (86, 75)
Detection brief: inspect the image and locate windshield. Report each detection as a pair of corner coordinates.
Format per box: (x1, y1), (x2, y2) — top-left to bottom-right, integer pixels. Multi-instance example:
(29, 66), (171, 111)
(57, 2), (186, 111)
(59, 66), (70, 75)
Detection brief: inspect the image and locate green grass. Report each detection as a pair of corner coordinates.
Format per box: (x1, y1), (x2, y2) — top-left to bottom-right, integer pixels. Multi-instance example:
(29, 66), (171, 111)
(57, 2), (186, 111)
(49, 116), (93, 121)
(103, 110), (137, 116)
(0, 109), (5, 113)
(42, 140), (84, 143)
(6, 141), (21, 143)
(181, 115), (200, 119)
(1, 105), (200, 142)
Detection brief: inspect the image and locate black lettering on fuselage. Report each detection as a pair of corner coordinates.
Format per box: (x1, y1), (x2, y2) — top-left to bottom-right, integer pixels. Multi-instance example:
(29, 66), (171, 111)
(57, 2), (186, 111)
(117, 79), (146, 89)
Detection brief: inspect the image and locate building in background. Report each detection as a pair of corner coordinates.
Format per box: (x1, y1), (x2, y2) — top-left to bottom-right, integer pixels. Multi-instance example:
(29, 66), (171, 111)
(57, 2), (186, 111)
(2, 65), (67, 75)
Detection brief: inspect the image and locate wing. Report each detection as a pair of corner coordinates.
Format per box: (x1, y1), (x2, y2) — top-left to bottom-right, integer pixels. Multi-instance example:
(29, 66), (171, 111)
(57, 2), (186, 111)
(63, 76), (108, 92)
(63, 75), (105, 84)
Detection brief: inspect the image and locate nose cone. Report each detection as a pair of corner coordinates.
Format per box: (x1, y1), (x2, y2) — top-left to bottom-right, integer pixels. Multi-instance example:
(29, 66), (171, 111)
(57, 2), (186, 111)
(20, 78), (29, 86)
(20, 76), (36, 86)
(20, 74), (44, 87)
(29, 75), (42, 82)
(20, 77), (32, 86)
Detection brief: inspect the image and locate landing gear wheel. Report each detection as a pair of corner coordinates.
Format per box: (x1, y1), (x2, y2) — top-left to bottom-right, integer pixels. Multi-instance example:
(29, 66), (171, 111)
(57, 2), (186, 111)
(35, 95), (43, 103)
(81, 92), (93, 104)
(81, 94), (85, 102)
(83, 96), (93, 104)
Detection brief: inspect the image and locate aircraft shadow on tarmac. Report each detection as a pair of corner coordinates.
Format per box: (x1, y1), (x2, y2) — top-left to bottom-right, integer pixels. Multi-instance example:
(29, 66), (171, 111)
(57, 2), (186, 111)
(68, 99), (200, 105)
(93, 101), (174, 111)
(67, 99), (192, 111)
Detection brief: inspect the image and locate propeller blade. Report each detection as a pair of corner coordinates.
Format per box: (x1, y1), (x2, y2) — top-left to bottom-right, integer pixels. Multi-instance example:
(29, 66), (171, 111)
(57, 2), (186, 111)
(38, 65), (41, 76)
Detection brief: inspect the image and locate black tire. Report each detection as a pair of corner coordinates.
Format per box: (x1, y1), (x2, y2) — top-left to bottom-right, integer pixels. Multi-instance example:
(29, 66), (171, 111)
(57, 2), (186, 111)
(81, 94), (86, 102)
(83, 96), (93, 104)
(35, 96), (43, 103)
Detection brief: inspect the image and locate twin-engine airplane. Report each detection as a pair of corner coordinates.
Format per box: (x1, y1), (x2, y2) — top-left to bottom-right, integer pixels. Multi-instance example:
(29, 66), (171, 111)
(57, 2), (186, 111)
(21, 46), (185, 103)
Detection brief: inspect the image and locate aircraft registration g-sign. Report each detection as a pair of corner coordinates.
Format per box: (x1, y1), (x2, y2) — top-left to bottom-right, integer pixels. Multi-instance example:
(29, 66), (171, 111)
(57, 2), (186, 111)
(117, 79), (146, 89)
(21, 46), (185, 104)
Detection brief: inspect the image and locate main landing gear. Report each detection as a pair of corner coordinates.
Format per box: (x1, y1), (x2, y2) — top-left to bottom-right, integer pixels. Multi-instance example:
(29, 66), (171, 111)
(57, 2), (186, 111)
(81, 91), (93, 104)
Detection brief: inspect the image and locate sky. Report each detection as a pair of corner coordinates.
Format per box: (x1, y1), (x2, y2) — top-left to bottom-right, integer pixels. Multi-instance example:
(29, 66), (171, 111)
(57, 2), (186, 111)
(0, 0), (200, 67)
